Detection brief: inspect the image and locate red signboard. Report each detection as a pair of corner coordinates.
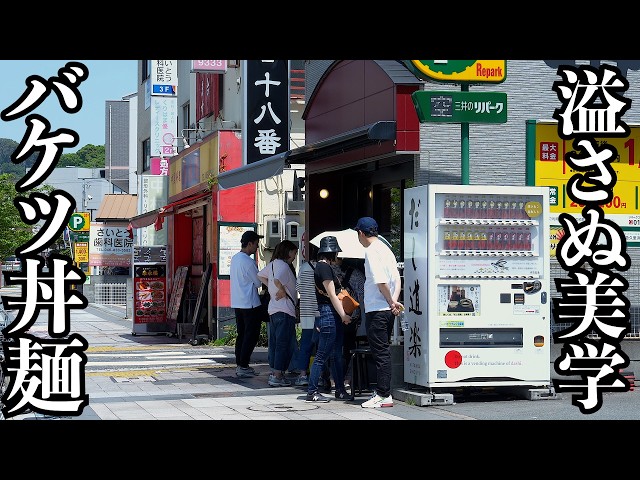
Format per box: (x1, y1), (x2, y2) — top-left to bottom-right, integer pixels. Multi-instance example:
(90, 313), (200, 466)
(133, 266), (167, 325)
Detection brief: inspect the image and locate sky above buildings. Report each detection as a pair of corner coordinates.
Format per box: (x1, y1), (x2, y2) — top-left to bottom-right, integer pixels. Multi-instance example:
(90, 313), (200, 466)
(0, 60), (138, 152)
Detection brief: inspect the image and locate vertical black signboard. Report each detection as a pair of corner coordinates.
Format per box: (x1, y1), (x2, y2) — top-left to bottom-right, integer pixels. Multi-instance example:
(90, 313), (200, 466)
(243, 60), (291, 165)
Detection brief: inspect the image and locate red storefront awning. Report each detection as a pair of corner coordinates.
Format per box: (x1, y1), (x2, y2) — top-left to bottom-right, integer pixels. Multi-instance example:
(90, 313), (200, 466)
(128, 190), (211, 235)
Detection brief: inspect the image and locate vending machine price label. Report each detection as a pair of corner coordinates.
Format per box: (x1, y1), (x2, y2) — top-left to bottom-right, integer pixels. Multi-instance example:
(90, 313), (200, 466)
(525, 201), (543, 218)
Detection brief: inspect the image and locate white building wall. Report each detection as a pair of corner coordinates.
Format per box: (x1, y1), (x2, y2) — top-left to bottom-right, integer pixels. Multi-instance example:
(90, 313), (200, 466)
(40, 167), (111, 217)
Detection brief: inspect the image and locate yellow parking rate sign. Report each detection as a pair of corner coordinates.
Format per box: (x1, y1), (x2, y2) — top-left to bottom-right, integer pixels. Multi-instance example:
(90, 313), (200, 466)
(74, 242), (89, 263)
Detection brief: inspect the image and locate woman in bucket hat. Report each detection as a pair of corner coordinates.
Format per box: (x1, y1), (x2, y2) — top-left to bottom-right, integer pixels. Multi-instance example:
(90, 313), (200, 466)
(304, 236), (353, 402)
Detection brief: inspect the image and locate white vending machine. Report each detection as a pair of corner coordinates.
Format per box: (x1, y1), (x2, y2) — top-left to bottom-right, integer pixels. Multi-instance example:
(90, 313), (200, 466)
(403, 184), (551, 389)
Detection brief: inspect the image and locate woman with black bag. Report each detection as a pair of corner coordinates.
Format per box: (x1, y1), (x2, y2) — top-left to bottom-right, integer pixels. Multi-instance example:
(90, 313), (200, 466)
(304, 236), (352, 403)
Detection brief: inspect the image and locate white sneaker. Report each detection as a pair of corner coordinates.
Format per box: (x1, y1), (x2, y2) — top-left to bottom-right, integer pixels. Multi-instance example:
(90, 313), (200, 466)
(361, 393), (393, 408)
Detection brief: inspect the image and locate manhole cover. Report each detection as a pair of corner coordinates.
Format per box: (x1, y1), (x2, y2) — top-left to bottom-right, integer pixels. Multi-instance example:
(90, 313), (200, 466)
(247, 403), (319, 412)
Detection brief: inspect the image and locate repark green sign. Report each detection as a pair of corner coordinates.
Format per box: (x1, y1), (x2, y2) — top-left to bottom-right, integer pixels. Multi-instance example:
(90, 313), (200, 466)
(412, 91), (507, 124)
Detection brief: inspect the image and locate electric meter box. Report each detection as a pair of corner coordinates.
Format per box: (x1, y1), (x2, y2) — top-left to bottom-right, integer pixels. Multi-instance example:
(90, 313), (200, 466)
(403, 184), (551, 390)
(286, 221), (300, 244)
(266, 219), (281, 249)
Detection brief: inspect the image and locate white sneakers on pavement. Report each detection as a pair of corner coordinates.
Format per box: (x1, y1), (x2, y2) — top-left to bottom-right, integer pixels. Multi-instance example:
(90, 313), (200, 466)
(361, 393), (393, 408)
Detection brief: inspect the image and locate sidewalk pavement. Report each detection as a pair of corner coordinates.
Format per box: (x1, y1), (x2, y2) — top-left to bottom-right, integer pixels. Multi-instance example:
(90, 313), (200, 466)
(2, 288), (455, 421)
(3, 286), (639, 421)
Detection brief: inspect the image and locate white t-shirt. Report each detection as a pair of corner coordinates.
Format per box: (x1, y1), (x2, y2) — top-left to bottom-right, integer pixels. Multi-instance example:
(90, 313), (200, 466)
(258, 259), (297, 318)
(363, 238), (400, 313)
(229, 251), (261, 309)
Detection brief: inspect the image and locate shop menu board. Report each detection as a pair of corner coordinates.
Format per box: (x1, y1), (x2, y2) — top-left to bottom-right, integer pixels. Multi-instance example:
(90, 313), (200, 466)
(133, 265), (167, 324)
(217, 222), (257, 278)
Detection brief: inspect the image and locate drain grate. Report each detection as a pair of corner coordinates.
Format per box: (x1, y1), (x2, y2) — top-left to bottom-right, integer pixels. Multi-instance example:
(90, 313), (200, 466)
(247, 403), (319, 412)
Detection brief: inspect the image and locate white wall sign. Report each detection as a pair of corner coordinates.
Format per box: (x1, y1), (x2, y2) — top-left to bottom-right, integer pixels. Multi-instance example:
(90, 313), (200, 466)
(150, 96), (178, 157)
(89, 223), (134, 267)
(151, 60), (178, 96)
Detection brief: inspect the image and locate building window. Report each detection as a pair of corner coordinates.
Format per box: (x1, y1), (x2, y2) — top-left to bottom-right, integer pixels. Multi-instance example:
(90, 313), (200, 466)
(142, 60), (152, 80)
(183, 103), (190, 131)
(290, 59), (305, 101)
(143, 138), (151, 172)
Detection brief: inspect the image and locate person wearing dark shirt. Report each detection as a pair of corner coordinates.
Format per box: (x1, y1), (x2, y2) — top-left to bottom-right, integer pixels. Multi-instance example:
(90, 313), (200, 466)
(336, 257), (366, 387)
(304, 236), (352, 403)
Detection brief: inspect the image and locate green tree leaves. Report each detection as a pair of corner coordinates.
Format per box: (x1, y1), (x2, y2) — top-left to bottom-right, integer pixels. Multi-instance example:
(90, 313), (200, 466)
(56, 144), (106, 168)
(0, 138), (101, 260)
(0, 173), (35, 260)
(0, 138), (105, 174)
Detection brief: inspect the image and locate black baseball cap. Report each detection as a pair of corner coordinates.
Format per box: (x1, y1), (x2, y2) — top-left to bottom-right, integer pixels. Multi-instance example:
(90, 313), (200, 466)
(241, 230), (264, 244)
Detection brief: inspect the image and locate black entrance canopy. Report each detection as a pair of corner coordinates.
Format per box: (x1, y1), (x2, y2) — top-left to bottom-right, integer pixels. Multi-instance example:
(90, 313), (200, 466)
(216, 120), (396, 190)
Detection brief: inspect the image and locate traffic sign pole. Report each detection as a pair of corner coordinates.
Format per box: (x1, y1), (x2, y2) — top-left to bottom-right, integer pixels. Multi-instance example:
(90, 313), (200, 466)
(410, 67), (508, 185)
(461, 84), (470, 185)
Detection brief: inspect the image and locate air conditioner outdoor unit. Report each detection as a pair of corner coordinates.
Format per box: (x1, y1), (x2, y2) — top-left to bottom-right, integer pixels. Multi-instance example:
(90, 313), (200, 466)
(286, 191), (304, 213)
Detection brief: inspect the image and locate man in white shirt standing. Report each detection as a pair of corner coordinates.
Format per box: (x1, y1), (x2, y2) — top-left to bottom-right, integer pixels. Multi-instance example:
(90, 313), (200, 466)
(354, 217), (403, 408)
(230, 230), (264, 378)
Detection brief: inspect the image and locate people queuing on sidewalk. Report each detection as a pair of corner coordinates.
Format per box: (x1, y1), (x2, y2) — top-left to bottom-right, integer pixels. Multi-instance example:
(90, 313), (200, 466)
(336, 256), (366, 387)
(229, 230), (265, 379)
(305, 236), (352, 403)
(354, 217), (402, 408)
(291, 243), (319, 387)
(258, 240), (299, 387)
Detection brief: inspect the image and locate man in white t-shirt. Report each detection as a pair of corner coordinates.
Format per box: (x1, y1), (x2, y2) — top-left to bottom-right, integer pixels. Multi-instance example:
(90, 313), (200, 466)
(354, 217), (402, 408)
(230, 230), (264, 378)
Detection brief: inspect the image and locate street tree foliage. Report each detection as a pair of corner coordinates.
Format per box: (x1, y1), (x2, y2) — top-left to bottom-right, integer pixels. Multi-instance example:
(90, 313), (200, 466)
(0, 138), (105, 175)
(0, 173), (53, 260)
(0, 138), (36, 176)
(0, 138), (102, 261)
(389, 180), (415, 259)
(56, 144), (106, 168)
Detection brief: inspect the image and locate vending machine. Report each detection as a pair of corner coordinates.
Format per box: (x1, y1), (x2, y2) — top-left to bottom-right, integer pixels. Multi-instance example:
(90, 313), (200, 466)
(403, 184), (551, 389)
